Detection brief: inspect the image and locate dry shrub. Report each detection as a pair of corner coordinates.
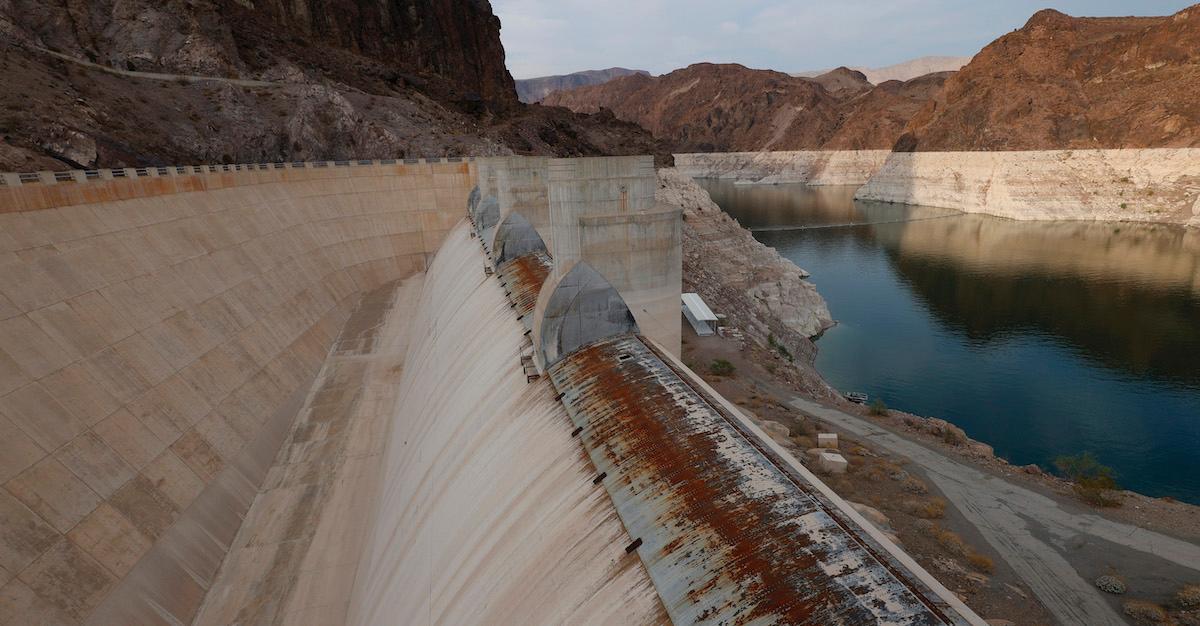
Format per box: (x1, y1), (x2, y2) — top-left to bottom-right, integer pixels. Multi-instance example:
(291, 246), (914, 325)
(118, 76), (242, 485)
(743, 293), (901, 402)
(933, 526), (966, 555)
(1178, 584), (1200, 608)
(902, 476), (929, 495)
(966, 552), (994, 574)
(904, 498), (946, 519)
(1123, 600), (1168, 624)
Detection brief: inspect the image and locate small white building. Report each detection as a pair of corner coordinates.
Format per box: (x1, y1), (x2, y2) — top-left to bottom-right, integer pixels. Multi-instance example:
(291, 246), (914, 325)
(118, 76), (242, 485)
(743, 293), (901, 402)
(681, 292), (718, 336)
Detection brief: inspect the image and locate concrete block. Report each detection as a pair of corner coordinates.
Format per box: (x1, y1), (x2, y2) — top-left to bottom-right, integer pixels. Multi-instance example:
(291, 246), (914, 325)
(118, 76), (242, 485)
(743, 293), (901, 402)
(0, 414), (45, 484)
(108, 475), (179, 541)
(28, 300), (112, 358)
(818, 433), (839, 449)
(140, 451), (204, 510)
(18, 538), (115, 620)
(0, 579), (75, 625)
(5, 456), (102, 532)
(41, 362), (121, 426)
(170, 430), (227, 482)
(54, 432), (134, 498)
(94, 409), (167, 470)
(817, 452), (849, 474)
(67, 503), (151, 577)
(0, 314), (78, 379)
(0, 348), (30, 397)
(0, 489), (60, 575)
(3, 382), (87, 451)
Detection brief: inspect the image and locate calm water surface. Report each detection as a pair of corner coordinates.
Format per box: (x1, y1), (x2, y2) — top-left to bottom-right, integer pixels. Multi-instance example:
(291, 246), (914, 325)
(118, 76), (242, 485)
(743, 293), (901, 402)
(700, 180), (1200, 504)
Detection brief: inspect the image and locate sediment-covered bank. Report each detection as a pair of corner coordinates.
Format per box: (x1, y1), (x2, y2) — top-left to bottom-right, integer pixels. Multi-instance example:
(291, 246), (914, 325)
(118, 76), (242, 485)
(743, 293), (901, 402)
(857, 149), (1200, 226)
(674, 150), (890, 185)
(658, 168), (833, 366)
(676, 149), (1200, 227)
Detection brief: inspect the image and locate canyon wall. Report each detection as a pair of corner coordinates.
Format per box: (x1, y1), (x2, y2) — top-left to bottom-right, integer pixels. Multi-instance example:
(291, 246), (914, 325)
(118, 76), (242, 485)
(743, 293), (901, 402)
(856, 149), (1200, 226)
(0, 161), (468, 624)
(674, 150), (890, 186)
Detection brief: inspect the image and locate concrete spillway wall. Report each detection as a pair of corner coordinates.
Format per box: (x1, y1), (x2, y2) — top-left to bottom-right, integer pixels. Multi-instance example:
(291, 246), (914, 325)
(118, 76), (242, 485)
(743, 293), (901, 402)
(348, 222), (667, 625)
(0, 161), (469, 624)
(547, 156), (682, 356)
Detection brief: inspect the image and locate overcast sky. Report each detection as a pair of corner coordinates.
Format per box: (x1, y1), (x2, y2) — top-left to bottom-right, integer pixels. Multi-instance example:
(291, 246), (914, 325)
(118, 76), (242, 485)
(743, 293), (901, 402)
(492, 0), (1195, 78)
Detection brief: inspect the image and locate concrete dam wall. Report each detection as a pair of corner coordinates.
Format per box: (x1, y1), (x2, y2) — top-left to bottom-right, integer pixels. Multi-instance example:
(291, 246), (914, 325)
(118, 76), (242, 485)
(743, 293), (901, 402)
(674, 149), (1200, 226)
(0, 154), (982, 625)
(0, 160), (468, 624)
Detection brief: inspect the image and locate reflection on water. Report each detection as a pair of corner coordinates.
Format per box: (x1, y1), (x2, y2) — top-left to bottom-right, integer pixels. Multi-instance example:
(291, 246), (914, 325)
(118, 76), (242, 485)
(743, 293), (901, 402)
(701, 179), (1200, 503)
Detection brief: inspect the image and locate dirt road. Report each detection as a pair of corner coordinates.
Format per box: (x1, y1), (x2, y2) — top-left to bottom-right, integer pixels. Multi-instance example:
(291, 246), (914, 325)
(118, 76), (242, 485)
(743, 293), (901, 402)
(790, 397), (1200, 626)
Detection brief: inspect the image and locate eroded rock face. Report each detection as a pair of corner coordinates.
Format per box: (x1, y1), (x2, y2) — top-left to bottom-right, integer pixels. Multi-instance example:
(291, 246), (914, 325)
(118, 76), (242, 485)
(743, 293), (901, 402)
(901, 6), (1200, 150)
(1, 0), (515, 107)
(659, 168), (833, 355)
(544, 63), (949, 152)
(0, 0), (669, 169)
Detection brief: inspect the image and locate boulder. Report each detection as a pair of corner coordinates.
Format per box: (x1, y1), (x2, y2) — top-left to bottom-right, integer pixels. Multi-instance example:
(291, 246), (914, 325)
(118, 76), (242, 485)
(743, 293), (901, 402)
(847, 502), (891, 530)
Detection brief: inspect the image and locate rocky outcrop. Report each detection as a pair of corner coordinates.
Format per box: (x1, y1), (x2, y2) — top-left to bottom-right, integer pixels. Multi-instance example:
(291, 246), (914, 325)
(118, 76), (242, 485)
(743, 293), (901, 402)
(0, 1), (669, 170)
(856, 149), (1200, 225)
(516, 68), (649, 103)
(901, 5), (1200, 151)
(674, 150), (890, 185)
(1, 0), (516, 108)
(544, 63), (948, 153)
(659, 168), (833, 354)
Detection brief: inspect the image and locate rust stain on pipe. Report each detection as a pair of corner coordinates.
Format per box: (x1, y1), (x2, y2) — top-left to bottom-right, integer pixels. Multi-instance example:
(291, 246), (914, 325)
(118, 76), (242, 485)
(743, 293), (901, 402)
(549, 335), (965, 625)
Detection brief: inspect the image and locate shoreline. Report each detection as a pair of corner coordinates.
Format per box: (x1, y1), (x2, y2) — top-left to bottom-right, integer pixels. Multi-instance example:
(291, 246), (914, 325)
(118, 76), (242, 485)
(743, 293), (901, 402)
(667, 166), (1200, 623)
(676, 149), (1200, 228)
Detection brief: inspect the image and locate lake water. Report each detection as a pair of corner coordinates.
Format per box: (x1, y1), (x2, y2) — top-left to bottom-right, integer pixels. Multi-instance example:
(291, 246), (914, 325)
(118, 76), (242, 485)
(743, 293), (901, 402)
(700, 179), (1200, 504)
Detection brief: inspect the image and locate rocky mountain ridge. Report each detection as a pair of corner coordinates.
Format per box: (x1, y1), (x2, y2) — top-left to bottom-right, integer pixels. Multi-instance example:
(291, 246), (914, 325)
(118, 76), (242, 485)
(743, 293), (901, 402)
(543, 63), (949, 152)
(900, 6), (1200, 150)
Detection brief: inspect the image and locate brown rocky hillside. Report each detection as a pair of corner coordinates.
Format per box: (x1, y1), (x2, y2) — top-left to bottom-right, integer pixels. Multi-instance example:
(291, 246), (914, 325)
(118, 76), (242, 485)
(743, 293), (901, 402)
(0, 0), (666, 171)
(542, 62), (948, 152)
(900, 5), (1200, 151)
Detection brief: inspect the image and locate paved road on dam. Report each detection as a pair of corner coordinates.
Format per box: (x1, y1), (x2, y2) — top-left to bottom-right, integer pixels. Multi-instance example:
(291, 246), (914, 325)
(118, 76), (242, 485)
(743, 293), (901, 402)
(789, 397), (1200, 626)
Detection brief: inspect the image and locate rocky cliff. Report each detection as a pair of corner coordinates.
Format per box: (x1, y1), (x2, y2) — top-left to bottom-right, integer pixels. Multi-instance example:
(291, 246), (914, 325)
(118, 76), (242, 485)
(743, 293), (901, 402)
(0, 0), (667, 171)
(515, 68), (649, 103)
(900, 5), (1200, 151)
(543, 63), (949, 153)
(856, 149), (1200, 226)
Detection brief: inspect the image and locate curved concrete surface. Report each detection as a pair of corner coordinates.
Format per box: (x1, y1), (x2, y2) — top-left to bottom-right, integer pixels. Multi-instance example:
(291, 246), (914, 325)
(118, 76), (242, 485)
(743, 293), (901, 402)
(534, 260), (640, 367)
(348, 223), (667, 625)
(0, 162), (469, 624)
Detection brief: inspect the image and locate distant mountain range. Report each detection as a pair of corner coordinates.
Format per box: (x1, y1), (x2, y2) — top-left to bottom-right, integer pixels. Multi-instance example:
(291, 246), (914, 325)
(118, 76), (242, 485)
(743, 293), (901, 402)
(515, 68), (650, 103)
(793, 55), (971, 85)
(543, 64), (951, 152)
